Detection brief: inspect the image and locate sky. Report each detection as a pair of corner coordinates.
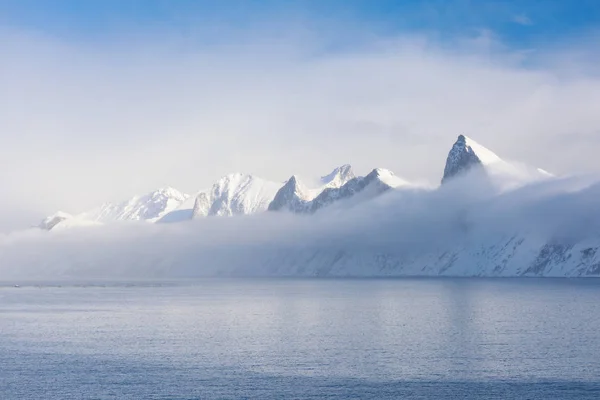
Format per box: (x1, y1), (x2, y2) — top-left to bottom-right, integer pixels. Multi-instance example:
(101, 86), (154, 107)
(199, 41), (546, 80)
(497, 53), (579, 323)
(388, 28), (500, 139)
(1, 0), (600, 229)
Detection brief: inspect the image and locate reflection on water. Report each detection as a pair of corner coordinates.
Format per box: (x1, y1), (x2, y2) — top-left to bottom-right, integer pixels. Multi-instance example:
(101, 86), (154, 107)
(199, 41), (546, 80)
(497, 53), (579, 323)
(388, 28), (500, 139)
(1, 278), (600, 399)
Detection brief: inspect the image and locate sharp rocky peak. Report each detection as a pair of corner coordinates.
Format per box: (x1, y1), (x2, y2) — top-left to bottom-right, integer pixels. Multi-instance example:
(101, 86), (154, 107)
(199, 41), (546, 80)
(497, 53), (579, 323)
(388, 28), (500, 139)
(267, 175), (310, 212)
(441, 135), (500, 184)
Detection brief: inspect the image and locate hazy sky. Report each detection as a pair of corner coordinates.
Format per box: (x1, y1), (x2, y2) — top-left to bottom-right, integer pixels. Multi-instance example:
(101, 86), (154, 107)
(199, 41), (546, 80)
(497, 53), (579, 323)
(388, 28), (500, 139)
(1, 0), (600, 228)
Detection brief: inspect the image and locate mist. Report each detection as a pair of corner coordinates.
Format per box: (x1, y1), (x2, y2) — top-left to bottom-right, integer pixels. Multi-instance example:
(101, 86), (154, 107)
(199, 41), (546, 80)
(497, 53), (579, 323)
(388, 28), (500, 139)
(1, 168), (599, 280)
(2, 24), (600, 229)
(3, 12), (600, 277)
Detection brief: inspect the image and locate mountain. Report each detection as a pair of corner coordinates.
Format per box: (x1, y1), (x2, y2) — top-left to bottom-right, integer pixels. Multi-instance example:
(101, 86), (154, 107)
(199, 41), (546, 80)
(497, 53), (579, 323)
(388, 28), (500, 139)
(306, 168), (410, 213)
(82, 187), (189, 223)
(154, 195), (196, 223)
(267, 176), (312, 213)
(268, 166), (410, 214)
(319, 164), (356, 188)
(18, 133), (600, 280)
(23, 175), (600, 279)
(265, 164), (358, 214)
(38, 211), (103, 231)
(158, 173), (283, 223)
(268, 164), (363, 213)
(192, 173), (282, 218)
(39, 211), (73, 230)
(40, 187), (189, 230)
(441, 135), (551, 184)
(37, 135), (551, 232)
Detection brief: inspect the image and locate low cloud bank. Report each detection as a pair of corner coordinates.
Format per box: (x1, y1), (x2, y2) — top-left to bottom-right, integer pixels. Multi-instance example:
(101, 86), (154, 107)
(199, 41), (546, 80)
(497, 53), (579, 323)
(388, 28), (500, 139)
(1, 171), (599, 280)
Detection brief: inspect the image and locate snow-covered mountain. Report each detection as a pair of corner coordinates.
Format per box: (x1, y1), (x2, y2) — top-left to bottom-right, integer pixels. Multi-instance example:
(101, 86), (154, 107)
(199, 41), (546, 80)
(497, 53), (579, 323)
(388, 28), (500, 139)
(268, 167), (411, 214)
(266, 164), (357, 213)
(16, 133), (600, 280)
(40, 166), (363, 229)
(238, 179), (600, 278)
(40, 213), (103, 231)
(163, 167), (359, 220)
(442, 135), (551, 185)
(16, 175), (600, 279)
(308, 168), (411, 213)
(155, 173), (282, 223)
(39, 135), (549, 230)
(82, 187), (189, 222)
(318, 164), (356, 189)
(39, 211), (73, 231)
(192, 173), (282, 218)
(40, 187), (189, 230)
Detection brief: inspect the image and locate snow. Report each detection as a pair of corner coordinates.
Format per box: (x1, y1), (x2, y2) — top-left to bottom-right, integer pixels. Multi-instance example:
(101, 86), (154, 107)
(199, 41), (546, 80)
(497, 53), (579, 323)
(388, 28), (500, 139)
(28, 134), (575, 279)
(462, 135), (502, 165)
(442, 134), (552, 187)
(50, 217), (103, 230)
(13, 172), (600, 279)
(320, 164), (355, 188)
(39, 211), (74, 230)
(40, 187), (189, 230)
(78, 187), (189, 223)
(371, 168), (411, 188)
(42, 165), (409, 227)
(269, 166), (413, 214)
(189, 173), (282, 218)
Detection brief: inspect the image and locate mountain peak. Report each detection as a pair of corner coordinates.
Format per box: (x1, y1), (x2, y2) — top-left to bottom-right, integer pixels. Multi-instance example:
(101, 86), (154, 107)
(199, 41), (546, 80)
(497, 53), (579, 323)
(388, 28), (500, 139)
(321, 164), (355, 187)
(367, 168), (410, 188)
(151, 187), (188, 201)
(442, 135), (502, 184)
(189, 173), (281, 218)
(39, 211), (73, 230)
(286, 175), (300, 187)
(268, 175), (311, 212)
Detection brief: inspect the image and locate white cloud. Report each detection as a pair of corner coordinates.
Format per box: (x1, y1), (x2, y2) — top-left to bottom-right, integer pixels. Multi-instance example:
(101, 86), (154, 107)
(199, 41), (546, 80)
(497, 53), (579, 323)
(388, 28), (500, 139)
(1, 26), (600, 230)
(2, 170), (600, 279)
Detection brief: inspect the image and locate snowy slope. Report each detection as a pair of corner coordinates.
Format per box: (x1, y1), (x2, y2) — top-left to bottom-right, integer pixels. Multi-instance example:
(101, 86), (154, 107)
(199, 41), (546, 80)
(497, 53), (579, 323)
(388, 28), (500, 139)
(192, 173), (282, 218)
(155, 195), (196, 223)
(38, 211), (103, 231)
(269, 166), (411, 214)
(19, 176), (600, 279)
(306, 168), (411, 213)
(442, 135), (551, 185)
(14, 133), (600, 279)
(267, 176), (313, 213)
(81, 187), (188, 223)
(179, 177), (600, 278)
(40, 187), (189, 230)
(156, 174), (283, 222)
(269, 165), (361, 213)
(319, 164), (356, 189)
(39, 211), (73, 230)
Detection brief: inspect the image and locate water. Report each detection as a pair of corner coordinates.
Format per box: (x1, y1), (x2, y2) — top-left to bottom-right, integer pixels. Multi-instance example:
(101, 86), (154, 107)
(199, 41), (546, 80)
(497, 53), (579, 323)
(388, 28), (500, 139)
(1, 278), (600, 399)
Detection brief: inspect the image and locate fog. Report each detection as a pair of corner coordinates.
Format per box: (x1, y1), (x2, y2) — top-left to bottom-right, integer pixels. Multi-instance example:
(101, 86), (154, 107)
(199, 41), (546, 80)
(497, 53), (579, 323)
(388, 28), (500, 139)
(2, 11), (600, 277)
(1, 169), (599, 279)
(2, 25), (600, 230)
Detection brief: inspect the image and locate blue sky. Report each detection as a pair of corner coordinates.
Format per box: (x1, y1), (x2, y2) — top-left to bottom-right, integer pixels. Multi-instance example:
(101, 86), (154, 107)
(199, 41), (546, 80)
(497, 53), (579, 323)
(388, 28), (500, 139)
(1, 0), (599, 48)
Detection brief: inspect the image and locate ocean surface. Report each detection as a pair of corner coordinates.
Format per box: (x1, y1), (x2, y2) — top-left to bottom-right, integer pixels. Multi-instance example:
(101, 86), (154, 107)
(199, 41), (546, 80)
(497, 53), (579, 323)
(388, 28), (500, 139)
(1, 278), (600, 399)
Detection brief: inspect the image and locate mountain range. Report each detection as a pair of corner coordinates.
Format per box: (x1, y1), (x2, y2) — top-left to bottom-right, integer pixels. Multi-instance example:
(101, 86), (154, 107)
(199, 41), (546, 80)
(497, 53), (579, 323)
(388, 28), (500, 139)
(16, 134), (600, 279)
(39, 135), (550, 230)
(40, 163), (419, 229)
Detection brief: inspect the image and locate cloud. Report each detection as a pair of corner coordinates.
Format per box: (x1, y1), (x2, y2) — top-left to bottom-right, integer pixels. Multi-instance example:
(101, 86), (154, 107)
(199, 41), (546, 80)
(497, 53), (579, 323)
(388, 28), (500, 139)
(1, 22), (600, 232)
(512, 14), (533, 26)
(1, 169), (600, 280)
